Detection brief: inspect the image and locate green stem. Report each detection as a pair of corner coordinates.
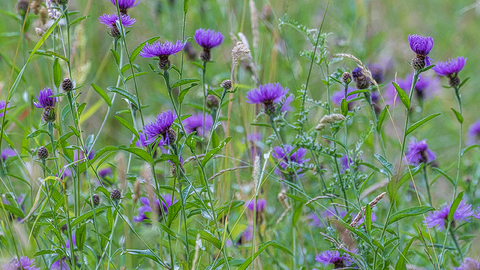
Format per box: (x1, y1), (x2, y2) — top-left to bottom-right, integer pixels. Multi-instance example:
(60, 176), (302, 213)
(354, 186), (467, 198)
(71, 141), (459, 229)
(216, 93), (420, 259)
(423, 165), (433, 206)
(450, 227), (463, 260)
(453, 86), (462, 198)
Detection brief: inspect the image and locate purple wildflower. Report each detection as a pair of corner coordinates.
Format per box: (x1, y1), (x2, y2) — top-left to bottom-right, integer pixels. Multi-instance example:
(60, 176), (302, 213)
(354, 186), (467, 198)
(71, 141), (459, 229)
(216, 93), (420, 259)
(307, 208), (339, 228)
(109, 0), (139, 14)
(280, 95), (294, 112)
(33, 87), (57, 108)
(140, 40), (185, 69)
(98, 13), (135, 37)
(355, 211), (377, 225)
(339, 155), (352, 173)
(315, 250), (353, 268)
(405, 138), (436, 166)
(238, 225), (253, 244)
(467, 119), (480, 145)
(0, 100), (10, 117)
(332, 87), (357, 107)
(368, 63), (384, 84)
(352, 67), (370, 89)
(272, 145), (309, 174)
(246, 83), (289, 115)
(408, 34), (434, 69)
(246, 199), (266, 212)
(2, 256), (40, 270)
(194, 28), (224, 61)
(425, 199), (473, 231)
(433, 57), (467, 77)
(2, 195), (24, 222)
(65, 234), (76, 249)
(183, 113), (213, 136)
(133, 195), (177, 222)
(58, 167), (72, 179)
(143, 110), (176, 145)
(474, 207), (480, 219)
(98, 168), (113, 183)
(1, 148), (16, 161)
(51, 258), (70, 270)
(455, 258), (480, 270)
(247, 133), (262, 142)
(413, 74), (440, 101)
(74, 148), (95, 162)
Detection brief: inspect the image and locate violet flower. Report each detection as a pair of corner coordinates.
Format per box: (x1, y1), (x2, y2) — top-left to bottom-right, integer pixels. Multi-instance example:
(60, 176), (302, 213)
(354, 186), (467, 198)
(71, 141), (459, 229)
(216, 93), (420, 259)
(237, 225), (253, 245)
(368, 63), (384, 84)
(194, 28), (224, 61)
(315, 250), (353, 269)
(425, 199), (473, 231)
(246, 83), (289, 115)
(272, 145), (309, 174)
(0, 100), (10, 117)
(408, 34), (434, 69)
(433, 57), (467, 88)
(405, 138), (436, 166)
(109, 0), (139, 14)
(140, 40), (185, 70)
(143, 110), (176, 146)
(1, 148), (16, 161)
(33, 87), (57, 108)
(280, 95), (294, 112)
(2, 256), (40, 270)
(133, 195), (177, 222)
(332, 87), (357, 108)
(467, 119), (480, 145)
(183, 113), (213, 136)
(455, 258), (480, 270)
(99, 13), (135, 37)
(246, 199), (266, 212)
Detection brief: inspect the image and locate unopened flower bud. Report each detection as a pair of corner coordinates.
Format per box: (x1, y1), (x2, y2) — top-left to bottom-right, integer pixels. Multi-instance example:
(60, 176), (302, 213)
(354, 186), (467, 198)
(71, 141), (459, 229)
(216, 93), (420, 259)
(200, 48), (212, 62)
(221, 80), (232, 90)
(449, 76), (460, 88)
(62, 78), (73, 92)
(37, 146), (49, 160)
(341, 72), (352, 84)
(110, 189), (121, 200)
(92, 194), (100, 206)
(412, 55), (426, 70)
(206, 95), (219, 109)
(43, 107), (56, 122)
(16, 0), (29, 16)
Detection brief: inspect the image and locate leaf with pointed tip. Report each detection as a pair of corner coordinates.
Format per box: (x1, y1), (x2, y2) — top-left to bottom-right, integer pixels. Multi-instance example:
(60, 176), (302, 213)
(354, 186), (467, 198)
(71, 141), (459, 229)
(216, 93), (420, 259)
(392, 82), (410, 109)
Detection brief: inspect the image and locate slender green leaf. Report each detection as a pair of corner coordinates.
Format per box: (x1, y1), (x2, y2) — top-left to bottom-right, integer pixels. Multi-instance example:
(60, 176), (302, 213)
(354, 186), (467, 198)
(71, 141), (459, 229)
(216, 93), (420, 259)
(171, 78), (200, 89)
(118, 146), (153, 164)
(387, 206), (434, 225)
(392, 82), (410, 109)
(448, 191), (463, 222)
(26, 129), (49, 139)
(114, 116), (138, 138)
(432, 167), (456, 187)
(365, 204), (372, 233)
(178, 83), (198, 105)
(91, 84), (112, 107)
(238, 241), (276, 270)
(376, 105), (388, 133)
(53, 58), (61, 88)
(459, 77), (470, 89)
(107, 87), (139, 108)
(130, 37), (160, 62)
(395, 237), (416, 270)
(201, 137), (231, 166)
(125, 249), (167, 267)
(125, 71), (148, 82)
(341, 98), (348, 116)
(451, 108), (463, 124)
(406, 113), (441, 135)
(69, 15), (89, 27)
(184, 0), (189, 13)
(461, 144), (479, 157)
(76, 224), (87, 251)
(110, 49), (120, 66)
(374, 153), (396, 176)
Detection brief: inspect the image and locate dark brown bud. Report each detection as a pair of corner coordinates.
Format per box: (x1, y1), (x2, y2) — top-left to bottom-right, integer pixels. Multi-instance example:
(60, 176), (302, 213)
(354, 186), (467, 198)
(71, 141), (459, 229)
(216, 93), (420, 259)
(264, 102), (276, 115)
(43, 107), (56, 122)
(221, 80), (232, 90)
(200, 48), (211, 62)
(449, 76), (460, 88)
(55, 0), (68, 5)
(341, 72), (352, 84)
(165, 129), (176, 145)
(92, 194), (100, 206)
(110, 189), (121, 200)
(206, 95), (219, 109)
(37, 146), (49, 160)
(158, 55), (171, 70)
(355, 77), (370, 90)
(62, 78), (73, 92)
(412, 54), (426, 70)
(110, 24), (121, 38)
(16, 0), (29, 16)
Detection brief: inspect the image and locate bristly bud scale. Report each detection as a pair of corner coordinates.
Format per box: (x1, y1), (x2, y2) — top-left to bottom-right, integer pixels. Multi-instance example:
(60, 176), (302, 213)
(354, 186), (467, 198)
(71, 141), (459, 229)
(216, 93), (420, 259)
(16, 0), (29, 16)
(37, 146), (49, 160)
(42, 107), (56, 123)
(221, 79), (232, 90)
(341, 72), (352, 85)
(352, 67), (370, 89)
(62, 78), (73, 92)
(92, 194), (100, 206)
(110, 189), (121, 200)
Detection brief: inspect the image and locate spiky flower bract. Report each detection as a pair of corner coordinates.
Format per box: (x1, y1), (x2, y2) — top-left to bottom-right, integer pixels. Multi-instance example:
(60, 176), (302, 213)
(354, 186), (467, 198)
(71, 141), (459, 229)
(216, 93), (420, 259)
(33, 87), (57, 108)
(133, 195), (177, 222)
(405, 138), (436, 166)
(425, 199), (473, 231)
(408, 34), (434, 68)
(183, 113), (213, 136)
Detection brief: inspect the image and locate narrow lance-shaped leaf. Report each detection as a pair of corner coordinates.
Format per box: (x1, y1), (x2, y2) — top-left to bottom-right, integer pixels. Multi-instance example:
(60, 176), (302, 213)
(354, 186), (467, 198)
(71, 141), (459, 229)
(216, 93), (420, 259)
(392, 82), (410, 109)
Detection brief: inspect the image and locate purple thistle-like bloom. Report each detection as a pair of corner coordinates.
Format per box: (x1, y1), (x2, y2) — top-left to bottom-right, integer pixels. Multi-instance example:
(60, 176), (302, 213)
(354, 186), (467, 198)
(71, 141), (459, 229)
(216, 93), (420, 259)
(408, 34), (434, 66)
(2, 256), (40, 270)
(425, 199), (473, 231)
(194, 28), (224, 49)
(140, 40), (185, 58)
(99, 13), (135, 28)
(405, 138), (436, 166)
(332, 87), (357, 106)
(433, 57), (467, 77)
(238, 225), (253, 244)
(133, 195), (177, 222)
(51, 258), (70, 270)
(98, 168), (113, 179)
(0, 100), (10, 117)
(272, 145), (309, 173)
(109, 0), (139, 12)
(473, 207), (480, 219)
(74, 148), (95, 162)
(315, 250), (353, 268)
(339, 156), (352, 173)
(183, 113), (213, 136)
(1, 148), (16, 161)
(143, 110), (176, 145)
(246, 83), (289, 115)
(246, 199), (266, 212)
(455, 258), (480, 270)
(33, 87), (57, 108)
(468, 119), (480, 145)
(280, 95), (294, 112)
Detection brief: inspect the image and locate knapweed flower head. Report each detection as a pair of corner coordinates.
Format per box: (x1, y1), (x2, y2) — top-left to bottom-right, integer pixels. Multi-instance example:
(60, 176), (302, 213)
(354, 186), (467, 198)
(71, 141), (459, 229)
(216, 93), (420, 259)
(74, 148), (95, 162)
(408, 34), (434, 69)
(433, 56), (467, 87)
(280, 95), (294, 112)
(246, 199), (266, 212)
(194, 28), (224, 61)
(51, 258), (70, 270)
(2, 256), (40, 270)
(99, 168), (113, 179)
(352, 67), (370, 89)
(143, 110), (176, 145)
(455, 258), (480, 270)
(315, 250), (353, 269)
(425, 199), (473, 231)
(183, 113), (213, 136)
(246, 83), (289, 115)
(99, 13), (135, 37)
(133, 195), (177, 222)
(109, 0), (139, 14)
(0, 100), (10, 117)
(475, 207), (480, 219)
(1, 148), (15, 161)
(33, 87), (56, 108)
(237, 225), (253, 245)
(140, 40), (185, 70)
(405, 138), (436, 166)
(272, 145), (309, 174)
(467, 119), (480, 145)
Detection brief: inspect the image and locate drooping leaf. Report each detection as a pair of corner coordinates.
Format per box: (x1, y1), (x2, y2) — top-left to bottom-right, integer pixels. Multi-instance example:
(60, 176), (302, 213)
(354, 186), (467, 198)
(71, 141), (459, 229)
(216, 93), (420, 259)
(91, 84), (112, 107)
